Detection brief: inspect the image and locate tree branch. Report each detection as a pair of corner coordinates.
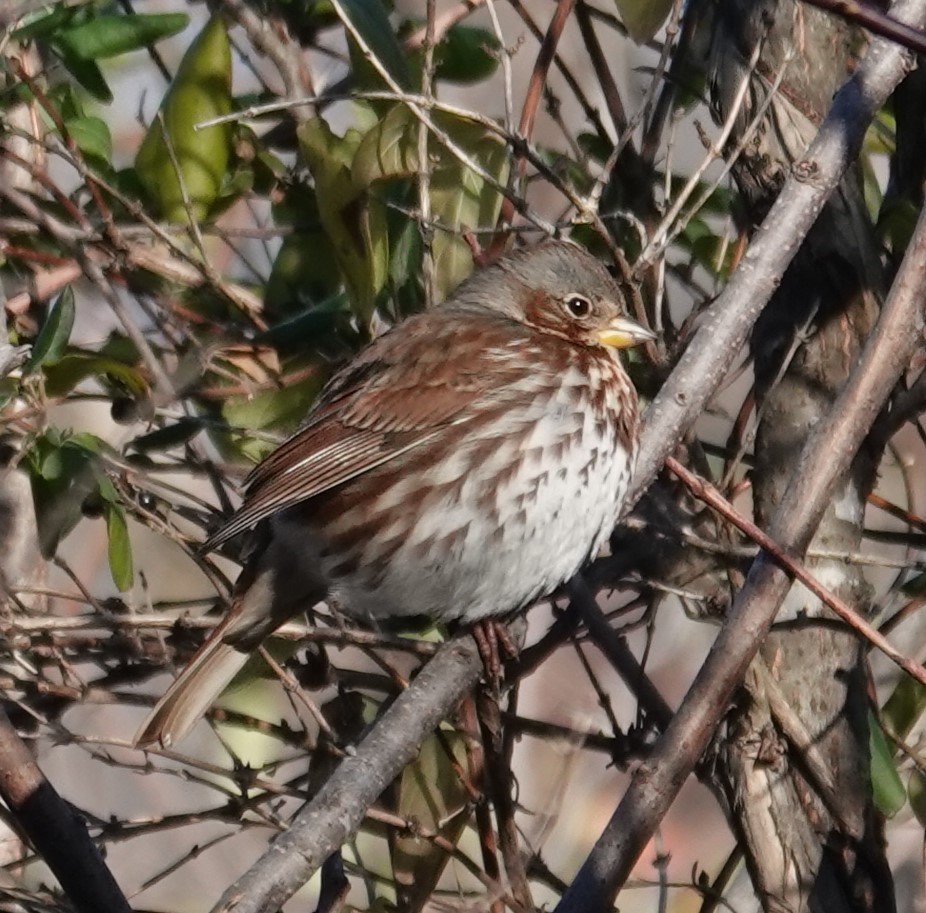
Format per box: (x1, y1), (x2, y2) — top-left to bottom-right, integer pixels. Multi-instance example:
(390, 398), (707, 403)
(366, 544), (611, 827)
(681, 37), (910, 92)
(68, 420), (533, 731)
(557, 6), (926, 908)
(628, 0), (923, 506)
(0, 707), (132, 913)
(208, 629), (525, 913)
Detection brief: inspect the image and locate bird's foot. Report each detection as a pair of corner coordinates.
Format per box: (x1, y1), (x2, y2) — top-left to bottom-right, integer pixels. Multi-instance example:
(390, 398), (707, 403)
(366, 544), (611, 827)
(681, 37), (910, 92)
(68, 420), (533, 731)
(471, 619), (518, 688)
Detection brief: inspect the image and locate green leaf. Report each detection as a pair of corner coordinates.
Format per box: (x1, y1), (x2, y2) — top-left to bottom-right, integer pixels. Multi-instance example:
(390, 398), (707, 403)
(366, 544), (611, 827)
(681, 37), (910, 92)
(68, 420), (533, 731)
(96, 475), (120, 503)
(435, 26), (499, 85)
(25, 429), (108, 557)
(53, 46), (112, 102)
(298, 117), (388, 326)
(25, 287), (75, 374)
(613, 0), (674, 44)
(105, 504), (134, 592)
(13, 4), (82, 41)
(392, 728), (469, 905)
(33, 445), (65, 481)
(908, 768), (926, 826)
(881, 673), (926, 745)
(218, 372), (327, 463)
(258, 293), (353, 349)
(64, 432), (106, 455)
(265, 182), (344, 315)
(42, 351), (148, 398)
(352, 104), (508, 301)
(864, 111), (896, 157)
(870, 711), (906, 817)
(47, 82), (86, 123)
(56, 13), (189, 61)
(63, 116), (112, 165)
(388, 213), (423, 307)
(222, 374), (325, 433)
(351, 104), (418, 188)
(339, 0), (410, 90)
(878, 197), (918, 257)
(577, 132), (613, 164)
(429, 125), (508, 302)
(266, 232), (343, 315)
(135, 15), (233, 223)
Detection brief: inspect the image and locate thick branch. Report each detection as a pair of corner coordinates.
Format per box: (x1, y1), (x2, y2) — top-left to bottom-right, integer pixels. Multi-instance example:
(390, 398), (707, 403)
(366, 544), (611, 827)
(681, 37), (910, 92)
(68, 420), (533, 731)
(628, 0), (921, 505)
(209, 632), (494, 913)
(556, 18), (926, 913)
(0, 708), (132, 913)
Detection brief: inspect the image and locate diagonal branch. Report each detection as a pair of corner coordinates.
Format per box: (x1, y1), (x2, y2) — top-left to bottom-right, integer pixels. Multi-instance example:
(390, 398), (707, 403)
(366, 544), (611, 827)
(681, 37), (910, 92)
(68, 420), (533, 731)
(666, 456), (926, 688)
(556, 45), (926, 911)
(628, 0), (924, 506)
(207, 630), (521, 913)
(800, 0), (926, 53)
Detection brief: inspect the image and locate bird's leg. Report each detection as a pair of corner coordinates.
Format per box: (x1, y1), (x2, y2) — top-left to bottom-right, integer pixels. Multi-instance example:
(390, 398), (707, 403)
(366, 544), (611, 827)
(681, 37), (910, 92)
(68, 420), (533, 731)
(471, 620), (519, 687)
(472, 621), (499, 686)
(492, 622), (519, 660)
(327, 595), (350, 630)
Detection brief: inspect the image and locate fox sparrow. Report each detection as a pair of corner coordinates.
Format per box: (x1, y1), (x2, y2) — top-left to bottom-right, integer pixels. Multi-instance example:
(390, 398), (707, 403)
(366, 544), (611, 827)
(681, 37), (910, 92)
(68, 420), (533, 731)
(134, 240), (653, 748)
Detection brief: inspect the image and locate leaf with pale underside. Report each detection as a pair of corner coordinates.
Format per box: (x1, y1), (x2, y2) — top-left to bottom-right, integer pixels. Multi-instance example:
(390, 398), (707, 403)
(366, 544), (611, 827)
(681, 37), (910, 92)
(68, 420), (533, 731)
(298, 117), (389, 328)
(352, 105), (509, 302)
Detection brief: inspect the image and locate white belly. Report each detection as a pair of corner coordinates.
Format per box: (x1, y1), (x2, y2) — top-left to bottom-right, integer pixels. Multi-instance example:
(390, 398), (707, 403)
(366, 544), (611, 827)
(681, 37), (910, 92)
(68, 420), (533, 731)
(308, 362), (634, 622)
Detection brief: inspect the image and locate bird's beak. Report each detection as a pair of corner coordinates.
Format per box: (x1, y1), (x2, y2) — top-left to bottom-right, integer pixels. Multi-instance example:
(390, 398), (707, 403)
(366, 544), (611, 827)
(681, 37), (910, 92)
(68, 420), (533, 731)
(597, 316), (657, 348)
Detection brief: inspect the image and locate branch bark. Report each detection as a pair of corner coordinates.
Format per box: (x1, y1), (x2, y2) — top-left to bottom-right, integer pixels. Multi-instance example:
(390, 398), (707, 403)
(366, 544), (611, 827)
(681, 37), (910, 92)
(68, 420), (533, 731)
(557, 141), (926, 913)
(627, 0), (922, 506)
(710, 3), (892, 909)
(0, 708), (132, 913)
(208, 631), (505, 913)
(557, 1), (926, 908)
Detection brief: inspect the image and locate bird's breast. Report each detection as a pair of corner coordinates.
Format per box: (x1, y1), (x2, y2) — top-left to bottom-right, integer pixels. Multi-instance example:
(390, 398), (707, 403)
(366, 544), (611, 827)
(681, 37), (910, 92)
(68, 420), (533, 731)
(283, 354), (637, 623)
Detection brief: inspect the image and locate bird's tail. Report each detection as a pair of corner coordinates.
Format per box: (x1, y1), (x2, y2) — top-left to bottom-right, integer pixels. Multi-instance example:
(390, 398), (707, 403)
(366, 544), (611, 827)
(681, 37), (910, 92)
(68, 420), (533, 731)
(133, 609), (256, 749)
(134, 522), (328, 749)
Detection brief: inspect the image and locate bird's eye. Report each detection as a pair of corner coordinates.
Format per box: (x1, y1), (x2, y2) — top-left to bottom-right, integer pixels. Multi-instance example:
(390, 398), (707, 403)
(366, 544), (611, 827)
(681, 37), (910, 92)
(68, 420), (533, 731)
(565, 295), (592, 319)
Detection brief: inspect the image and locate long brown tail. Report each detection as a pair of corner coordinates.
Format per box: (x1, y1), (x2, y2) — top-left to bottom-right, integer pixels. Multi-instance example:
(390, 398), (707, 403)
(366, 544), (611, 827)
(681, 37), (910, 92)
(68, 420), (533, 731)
(133, 616), (253, 749)
(134, 529), (326, 748)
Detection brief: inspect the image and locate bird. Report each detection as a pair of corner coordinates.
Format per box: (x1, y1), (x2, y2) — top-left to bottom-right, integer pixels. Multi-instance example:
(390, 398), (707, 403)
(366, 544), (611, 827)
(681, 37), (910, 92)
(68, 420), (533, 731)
(134, 240), (654, 748)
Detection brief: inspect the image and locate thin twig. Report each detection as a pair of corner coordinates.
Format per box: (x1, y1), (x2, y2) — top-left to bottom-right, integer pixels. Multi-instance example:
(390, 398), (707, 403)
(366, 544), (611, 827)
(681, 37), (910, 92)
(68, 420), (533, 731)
(628, 0), (921, 504)
(557, 22), (926, 901)
(418, 0), (436, 308)
(666, 457), (926, 688)
(800, 0), (926, 53)
(208, 627), (528, 913)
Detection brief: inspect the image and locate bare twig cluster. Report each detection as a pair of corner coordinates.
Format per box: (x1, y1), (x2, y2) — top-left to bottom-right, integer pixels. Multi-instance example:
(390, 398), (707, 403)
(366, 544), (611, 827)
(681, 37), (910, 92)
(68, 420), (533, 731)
(1, 2), (925, 912)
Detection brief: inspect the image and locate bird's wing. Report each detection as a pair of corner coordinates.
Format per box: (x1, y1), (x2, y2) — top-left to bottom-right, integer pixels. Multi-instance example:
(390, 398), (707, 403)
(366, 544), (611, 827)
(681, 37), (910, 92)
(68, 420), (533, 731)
(205, 312), (525, 550)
